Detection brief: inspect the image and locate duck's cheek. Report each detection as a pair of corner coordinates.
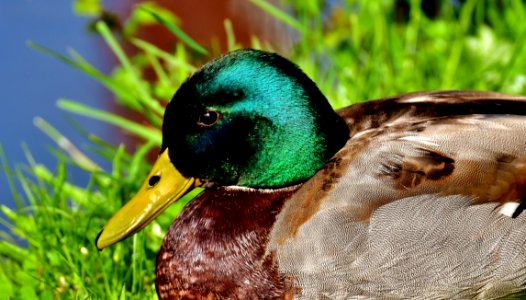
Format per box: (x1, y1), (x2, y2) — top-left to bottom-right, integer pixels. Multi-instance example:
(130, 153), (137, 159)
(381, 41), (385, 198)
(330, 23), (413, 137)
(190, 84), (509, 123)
(173, 117), (265, 184)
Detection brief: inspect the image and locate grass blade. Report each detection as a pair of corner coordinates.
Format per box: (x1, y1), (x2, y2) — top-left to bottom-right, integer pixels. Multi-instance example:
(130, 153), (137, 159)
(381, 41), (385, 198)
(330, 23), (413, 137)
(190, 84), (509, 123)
(250, 0), (306, 33)
(140, 7), (209, 55)
(95, 21), (165, 116)
(33, 117), (102, 172)
(57, 99), (162, 146)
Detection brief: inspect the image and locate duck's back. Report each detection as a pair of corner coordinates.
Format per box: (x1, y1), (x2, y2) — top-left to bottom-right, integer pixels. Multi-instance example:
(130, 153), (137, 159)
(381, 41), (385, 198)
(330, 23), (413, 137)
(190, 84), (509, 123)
(268, 91), (526, 299)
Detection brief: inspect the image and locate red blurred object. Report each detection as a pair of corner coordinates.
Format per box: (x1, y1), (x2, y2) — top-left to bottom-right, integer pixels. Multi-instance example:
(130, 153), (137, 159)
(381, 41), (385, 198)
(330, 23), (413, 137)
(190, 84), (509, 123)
(116, 0), (292, 53)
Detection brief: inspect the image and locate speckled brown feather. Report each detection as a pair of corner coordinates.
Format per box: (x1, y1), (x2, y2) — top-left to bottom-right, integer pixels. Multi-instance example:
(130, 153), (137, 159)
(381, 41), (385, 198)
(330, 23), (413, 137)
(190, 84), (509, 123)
(268, 91), (526, 298)
(339, 90), (526, 206)
(157, 91), (526, 299)
(272, 91), (526, 241)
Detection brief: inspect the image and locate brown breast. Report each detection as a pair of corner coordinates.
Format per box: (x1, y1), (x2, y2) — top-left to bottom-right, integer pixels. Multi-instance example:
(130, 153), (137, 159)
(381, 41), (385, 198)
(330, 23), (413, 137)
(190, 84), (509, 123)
(155, 186), (299, 299)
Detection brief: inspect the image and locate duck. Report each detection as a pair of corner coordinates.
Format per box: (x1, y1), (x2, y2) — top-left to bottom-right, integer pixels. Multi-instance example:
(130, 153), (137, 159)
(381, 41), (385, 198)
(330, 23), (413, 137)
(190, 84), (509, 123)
(96, 49), (526, 299)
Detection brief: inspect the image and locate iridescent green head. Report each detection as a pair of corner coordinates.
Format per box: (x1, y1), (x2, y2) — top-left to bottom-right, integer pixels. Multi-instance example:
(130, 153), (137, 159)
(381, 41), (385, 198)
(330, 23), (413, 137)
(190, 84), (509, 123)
(161, 49), (349, 188)
(96, 49), (350, 249)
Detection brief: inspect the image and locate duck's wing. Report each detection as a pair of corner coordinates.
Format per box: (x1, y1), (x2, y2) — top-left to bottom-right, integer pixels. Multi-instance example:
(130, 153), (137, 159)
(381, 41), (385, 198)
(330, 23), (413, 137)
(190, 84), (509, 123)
(335, 90), (526, 215)
(268, 91), (526, 299)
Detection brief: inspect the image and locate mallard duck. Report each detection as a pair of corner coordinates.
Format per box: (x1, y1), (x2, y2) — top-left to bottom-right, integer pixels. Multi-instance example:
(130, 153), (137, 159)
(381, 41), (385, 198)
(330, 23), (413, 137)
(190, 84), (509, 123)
(96, 49), (526, 299)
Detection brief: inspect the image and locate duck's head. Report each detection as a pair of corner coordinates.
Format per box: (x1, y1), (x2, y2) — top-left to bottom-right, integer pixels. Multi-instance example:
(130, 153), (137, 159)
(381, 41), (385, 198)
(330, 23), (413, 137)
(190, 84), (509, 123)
(96, 49), (349, 249)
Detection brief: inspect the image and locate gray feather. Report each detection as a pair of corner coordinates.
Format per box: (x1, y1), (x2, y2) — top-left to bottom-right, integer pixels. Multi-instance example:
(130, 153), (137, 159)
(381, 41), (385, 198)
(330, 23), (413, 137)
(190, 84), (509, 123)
(267, 91), (526, 299)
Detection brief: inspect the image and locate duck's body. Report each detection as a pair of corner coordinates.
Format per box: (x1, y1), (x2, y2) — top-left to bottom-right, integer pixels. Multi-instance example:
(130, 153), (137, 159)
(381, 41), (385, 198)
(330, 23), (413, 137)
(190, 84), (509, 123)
(270, 91), (526, 299)
(96, 50), (526, 299)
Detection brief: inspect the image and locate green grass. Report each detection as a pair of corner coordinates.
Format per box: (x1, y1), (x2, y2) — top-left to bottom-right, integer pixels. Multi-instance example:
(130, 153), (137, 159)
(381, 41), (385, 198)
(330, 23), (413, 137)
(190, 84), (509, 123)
(3, 0), (526, 298)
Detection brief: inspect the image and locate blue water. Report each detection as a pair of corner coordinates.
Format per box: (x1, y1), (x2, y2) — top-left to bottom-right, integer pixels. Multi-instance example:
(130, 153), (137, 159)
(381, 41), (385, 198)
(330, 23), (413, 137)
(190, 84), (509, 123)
(0, 2), (114, 210)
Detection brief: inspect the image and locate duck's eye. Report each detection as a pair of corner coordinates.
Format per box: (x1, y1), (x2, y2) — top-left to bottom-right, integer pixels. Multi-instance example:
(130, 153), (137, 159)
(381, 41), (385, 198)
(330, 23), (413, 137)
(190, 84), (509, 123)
(197, 110), (221, 127)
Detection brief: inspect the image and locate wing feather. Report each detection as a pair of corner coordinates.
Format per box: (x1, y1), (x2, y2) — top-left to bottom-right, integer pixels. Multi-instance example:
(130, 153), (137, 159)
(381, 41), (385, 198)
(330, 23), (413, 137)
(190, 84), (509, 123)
(269, 91), (526, 299)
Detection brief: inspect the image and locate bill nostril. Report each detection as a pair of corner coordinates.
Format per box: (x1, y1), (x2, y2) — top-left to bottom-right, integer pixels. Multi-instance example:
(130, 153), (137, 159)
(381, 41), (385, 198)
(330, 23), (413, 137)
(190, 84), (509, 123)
(149, 175), (161, 187)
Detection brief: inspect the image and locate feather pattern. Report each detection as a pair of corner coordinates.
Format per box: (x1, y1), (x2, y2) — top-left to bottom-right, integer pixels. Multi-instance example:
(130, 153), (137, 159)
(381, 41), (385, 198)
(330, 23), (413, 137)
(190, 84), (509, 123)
(268, 91), (526, 299)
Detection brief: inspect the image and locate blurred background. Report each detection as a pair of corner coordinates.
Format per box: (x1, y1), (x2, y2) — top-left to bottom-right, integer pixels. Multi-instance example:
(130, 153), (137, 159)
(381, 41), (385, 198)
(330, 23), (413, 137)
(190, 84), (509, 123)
(0, 0), (293, 210)
(0, 2), (111, 209)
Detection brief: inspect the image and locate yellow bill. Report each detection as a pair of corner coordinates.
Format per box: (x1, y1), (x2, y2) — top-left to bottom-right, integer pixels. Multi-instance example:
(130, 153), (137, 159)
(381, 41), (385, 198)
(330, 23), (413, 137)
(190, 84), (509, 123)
(96, 149), (199, 250)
